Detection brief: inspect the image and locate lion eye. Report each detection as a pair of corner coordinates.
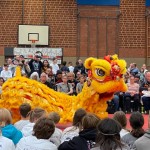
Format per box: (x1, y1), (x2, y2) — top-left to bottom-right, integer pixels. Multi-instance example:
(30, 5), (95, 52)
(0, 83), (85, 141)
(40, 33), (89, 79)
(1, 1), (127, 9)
(96, 69), (105, 76)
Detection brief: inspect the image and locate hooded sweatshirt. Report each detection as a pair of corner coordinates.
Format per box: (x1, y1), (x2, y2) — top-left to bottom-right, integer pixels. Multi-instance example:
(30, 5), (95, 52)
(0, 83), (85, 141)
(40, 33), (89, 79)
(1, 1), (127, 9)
(21, 122), (35, 137)
(1, 124), (23, 145)
(14, 120), (30, 131)
(16, 135), (57, 150)
(133, 129), (150, 150)
(58, 128), (96, 150)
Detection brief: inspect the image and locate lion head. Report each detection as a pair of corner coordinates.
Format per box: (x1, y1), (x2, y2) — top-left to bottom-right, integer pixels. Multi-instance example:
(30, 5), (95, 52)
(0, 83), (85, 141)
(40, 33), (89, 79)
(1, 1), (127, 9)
(84, 54), (127, 101)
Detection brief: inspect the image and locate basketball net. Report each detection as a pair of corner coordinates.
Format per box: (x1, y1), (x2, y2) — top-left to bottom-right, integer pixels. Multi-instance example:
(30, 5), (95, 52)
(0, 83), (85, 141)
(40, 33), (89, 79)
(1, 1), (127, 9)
(31, 40), (36, 48)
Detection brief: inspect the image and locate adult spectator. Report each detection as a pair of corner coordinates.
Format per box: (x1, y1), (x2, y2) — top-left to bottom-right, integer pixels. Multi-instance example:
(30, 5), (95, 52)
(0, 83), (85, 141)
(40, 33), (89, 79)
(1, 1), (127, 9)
(14, 103), (31, 131)
(140, 72), (150, 114)
(0, 77), (5, 95)
(124, 71), (130, 83)
(0, 63), (12, 81)
(28, 53), (43, 76)
(50, 57), (59, 75)
(113, 111), (129, 138)
(124, 76), (140, 113)
(91, 118), (130, 150)
(16, 117), (57, 150)
(139, 67), (145, 82)
(76, 71), (82, 82)
(40, 72), (54, 89)
(42, 59), (50, 73)
(134, 74), (141, 84)
(76, 75), (85, 94)
(57, 75), (73, 95)
(59, 113), (100, 150)
(61, 108), (87, 143)
(61, 61), (69, 73)
(55, 70), (63, 85)
(130, 63), (139, 75)
(74, 59), (86, 75)
(30, 72), (39, 81)
(19, 56), (31, 76)
(67, 72), (78, 95)
(133, 114), (150, 150)
(7, 58), (16, 75)
(46, 67), (55, 85)
(16, 62), (31, 77)
(142, 64), (148, 74)
(68, 62), (74, 72)
(122, 112), (145, 149)
(15, 55), (21, 62)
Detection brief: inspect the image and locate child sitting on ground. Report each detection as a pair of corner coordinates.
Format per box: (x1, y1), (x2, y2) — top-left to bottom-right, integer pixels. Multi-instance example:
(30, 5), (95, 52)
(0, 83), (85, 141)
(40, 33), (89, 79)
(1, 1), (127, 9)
(113, 111), (129, 137)
(21, 108), (46, 137)
(61, 108), (87, 143)
(0, 123), (15, 150)
(48, 112), (62, 146)
(59, 113), (100, 150)
(0, 108), (23, 145)
(14, 103), (31, 131)
(16, 117), (57, 150)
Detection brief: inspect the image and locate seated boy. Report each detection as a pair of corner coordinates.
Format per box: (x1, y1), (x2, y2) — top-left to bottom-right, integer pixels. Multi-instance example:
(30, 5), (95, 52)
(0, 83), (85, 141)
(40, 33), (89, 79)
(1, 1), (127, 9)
(14, 103), (31, 130)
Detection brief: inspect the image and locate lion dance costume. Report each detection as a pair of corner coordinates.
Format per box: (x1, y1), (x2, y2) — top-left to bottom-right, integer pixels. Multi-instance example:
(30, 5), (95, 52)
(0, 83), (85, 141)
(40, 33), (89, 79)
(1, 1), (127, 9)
(0, 55), (127, 123)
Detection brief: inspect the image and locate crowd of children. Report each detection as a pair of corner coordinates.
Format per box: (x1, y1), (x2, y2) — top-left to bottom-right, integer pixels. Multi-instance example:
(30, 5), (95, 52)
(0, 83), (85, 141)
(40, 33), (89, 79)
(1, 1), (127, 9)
(0, 102), (149, 150)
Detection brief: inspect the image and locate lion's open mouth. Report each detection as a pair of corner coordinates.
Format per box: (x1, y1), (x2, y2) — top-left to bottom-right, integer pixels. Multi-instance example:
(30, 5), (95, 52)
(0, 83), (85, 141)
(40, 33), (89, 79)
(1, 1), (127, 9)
(99, 92), (114, 100)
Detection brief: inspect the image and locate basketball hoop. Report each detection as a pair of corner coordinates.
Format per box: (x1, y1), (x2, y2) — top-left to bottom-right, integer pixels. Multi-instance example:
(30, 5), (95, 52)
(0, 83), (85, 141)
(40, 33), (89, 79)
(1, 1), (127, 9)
(31, 40), (37, 48)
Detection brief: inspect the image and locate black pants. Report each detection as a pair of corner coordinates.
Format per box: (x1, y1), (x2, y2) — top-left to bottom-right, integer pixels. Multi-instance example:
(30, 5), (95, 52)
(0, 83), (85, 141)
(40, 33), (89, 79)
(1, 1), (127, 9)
(142, 96), (150, 111)
(124, 93), (140, 112)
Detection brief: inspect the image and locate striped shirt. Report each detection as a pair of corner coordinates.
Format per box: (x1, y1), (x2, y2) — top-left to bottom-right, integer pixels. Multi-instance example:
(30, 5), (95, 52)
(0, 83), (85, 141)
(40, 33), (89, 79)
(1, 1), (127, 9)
(126, 83), (139, 94)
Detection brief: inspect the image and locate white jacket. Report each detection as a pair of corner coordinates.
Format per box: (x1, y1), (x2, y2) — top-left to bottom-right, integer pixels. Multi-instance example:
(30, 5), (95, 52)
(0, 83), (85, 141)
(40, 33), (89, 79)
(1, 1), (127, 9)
(16, 135), (57, 150)
(61, 126), (79, 143)
(50, 127), (62, 146)
(0, 135), (15, 150)
(21, 123), (35, 137)
(14, 120), (30, 131)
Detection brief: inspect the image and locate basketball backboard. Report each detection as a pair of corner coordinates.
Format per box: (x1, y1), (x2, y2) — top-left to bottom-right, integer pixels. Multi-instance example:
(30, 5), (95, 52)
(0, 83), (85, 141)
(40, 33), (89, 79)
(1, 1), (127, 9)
(18, 25), (49, 45)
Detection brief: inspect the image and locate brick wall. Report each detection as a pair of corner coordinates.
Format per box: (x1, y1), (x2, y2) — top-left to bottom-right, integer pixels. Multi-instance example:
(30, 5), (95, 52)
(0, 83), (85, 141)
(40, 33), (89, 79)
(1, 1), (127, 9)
(0, 0), (148, 65)
(45, 0), (77, 56)
(119, 0), (146, 58)
(0, 0), (77, 57)
(0, 0), (22, 47)
(77, 6), (119, 58)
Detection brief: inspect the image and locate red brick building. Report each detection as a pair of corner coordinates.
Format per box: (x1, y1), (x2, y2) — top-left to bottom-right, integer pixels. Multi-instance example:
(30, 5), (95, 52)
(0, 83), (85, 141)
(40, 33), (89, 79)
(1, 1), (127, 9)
(0, 0), (150, 68)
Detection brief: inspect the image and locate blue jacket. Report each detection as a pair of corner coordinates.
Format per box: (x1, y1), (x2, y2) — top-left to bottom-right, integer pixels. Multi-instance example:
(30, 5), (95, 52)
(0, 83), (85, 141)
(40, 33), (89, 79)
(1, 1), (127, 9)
(1, 124), (23, 145)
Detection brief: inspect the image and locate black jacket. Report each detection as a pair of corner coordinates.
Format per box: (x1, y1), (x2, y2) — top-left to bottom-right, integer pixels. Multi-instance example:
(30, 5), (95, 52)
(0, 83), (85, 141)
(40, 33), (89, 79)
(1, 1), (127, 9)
(58, 128), (96, 150)
(140, 79), (150, 93)
(28, 59), (43, 76)
(74, 64), (85, 75)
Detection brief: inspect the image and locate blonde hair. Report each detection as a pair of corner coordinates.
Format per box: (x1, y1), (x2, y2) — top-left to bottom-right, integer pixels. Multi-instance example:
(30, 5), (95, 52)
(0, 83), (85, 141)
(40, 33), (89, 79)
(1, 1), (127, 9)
(0, 108), (12, 126)
(29, 108), (46, 123)
(67, 72), (75, 78)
